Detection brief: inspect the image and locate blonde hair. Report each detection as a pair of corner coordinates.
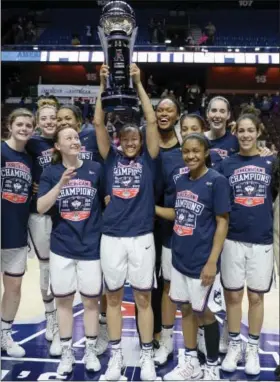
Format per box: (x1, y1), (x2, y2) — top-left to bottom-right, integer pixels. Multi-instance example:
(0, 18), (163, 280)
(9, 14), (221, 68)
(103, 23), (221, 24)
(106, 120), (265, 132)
(7, 108), (35, 131)
(52, 125), (80, 164)
(36, 98), (58, 126)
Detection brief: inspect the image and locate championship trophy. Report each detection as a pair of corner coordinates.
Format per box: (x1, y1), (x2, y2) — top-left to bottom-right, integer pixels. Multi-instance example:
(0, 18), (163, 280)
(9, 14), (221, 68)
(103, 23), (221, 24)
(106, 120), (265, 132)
(98, 0), (139, 111)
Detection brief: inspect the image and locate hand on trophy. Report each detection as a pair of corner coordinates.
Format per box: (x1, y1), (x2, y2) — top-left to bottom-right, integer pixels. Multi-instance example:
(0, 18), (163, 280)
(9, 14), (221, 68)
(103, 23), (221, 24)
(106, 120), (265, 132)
(130, 64), (141, 86)
(100, 64), (110, 87)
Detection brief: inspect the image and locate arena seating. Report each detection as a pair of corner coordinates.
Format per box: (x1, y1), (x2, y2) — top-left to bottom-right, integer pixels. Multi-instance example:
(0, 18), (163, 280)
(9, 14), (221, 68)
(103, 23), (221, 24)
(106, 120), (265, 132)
(34, 8), (279, 47)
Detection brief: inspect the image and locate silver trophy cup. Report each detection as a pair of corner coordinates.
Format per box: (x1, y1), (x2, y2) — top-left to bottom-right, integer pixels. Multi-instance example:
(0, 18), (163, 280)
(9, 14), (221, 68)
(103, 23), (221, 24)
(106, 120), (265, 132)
(98, 0), (139, 111)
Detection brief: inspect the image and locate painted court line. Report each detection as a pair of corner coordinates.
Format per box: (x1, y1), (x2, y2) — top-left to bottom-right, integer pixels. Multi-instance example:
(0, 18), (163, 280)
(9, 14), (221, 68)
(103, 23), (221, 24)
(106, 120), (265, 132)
(18, 309), (85, 345)
(1, 356), (277, 372)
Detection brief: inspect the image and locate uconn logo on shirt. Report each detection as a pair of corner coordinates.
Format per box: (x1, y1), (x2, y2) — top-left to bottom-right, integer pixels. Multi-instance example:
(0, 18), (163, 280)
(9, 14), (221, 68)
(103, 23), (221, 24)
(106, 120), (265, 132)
(58, 179), (97, 221)
(1, 162), (32, 203)
(174, 190), (204, 236)
(112, 161), (142, 199)
(38, 148), (53, 167)
(229, 165), (271, 207)
(173, 167), (189, 184)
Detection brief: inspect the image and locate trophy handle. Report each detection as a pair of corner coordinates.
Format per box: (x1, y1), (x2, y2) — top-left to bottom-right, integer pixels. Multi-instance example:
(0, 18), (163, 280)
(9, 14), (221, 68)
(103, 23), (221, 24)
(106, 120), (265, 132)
(129, 27), (138, 88)
(98, 26), (110, 88)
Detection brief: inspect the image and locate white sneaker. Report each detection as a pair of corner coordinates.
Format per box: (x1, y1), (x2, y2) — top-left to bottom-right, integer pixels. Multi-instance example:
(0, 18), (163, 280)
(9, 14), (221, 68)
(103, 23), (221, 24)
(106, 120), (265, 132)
(245, 343), (260, 375)
(203, 364), (220, 380)
(219, 321), (229, 354)
(96, 324), (109, 356)
(49, 326), (62, 356)
(154, 334), (173, 366)
(105, 349), (124, 381)
(84, 339), (101, 372)
(57, 343), (75, 375)
(140, 349), (157, 381)
(45, 311), (57, 341)
(197, 330), (207, 356)
(221, 340), (242, 372)
(1, 330), (25, 358)
(163, 355), (203, 381)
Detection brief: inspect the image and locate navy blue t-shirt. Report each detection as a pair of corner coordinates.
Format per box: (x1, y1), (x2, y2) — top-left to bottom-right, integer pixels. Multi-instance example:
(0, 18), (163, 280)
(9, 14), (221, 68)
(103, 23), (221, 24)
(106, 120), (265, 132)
(26, 135), (54, 214)
(1, 142), (32, 249)
(160, 145), (224, 248)
(38, 160), (103, 260)
(207, 131), (239, 160)
(220, 154), (274, 244)
(172, 169), (231, 278)
(103, 147), (155, 237)
(79, 127), (103, 164)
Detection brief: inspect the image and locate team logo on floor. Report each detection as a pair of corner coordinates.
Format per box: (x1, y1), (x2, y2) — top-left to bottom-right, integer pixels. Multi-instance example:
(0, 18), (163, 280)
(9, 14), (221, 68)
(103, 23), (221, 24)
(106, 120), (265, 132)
(1, 298), (279, 381)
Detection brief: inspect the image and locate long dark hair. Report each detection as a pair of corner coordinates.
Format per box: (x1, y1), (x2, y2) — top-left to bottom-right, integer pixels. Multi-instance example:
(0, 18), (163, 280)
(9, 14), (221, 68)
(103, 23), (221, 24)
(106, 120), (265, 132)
(271, 152), (280, 202)
(182, 132), (212, 168)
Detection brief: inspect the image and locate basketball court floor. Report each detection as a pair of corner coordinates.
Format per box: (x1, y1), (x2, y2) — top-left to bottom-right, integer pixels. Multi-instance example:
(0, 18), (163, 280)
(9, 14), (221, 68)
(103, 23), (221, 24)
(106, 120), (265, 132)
(1, 257), (279, 381)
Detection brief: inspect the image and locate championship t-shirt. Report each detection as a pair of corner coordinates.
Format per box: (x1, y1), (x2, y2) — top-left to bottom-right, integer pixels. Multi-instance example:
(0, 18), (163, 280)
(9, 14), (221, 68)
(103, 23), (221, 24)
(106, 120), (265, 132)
(79, 127), (103, 164)
(102, 146), (155, 237)
(26, 135), (54, 214)
(172, 168), (231, 278)
(220, 154), (274, 244)
(1, 142), (32, 249)
(38, 160), (103, 260)
(160, 145), (224, 248)
(207, 130), (239, 160)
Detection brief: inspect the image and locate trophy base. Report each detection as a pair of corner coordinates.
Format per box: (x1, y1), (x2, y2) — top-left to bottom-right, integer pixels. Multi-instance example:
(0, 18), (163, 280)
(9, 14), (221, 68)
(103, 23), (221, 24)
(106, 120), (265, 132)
(101, 88), (139, 112)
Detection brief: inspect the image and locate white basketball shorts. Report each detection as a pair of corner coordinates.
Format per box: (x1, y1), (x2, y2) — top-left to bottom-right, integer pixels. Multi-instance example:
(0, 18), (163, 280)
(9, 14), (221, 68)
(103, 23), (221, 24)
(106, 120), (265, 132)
(28, 214), (52, 261)
(169, 265), (217, 313)
(162, 246), (172, 282)
(101, 233), (155, 292)
(49, 252), (102, 298)
(221, 239), (274, 293)
(1, 247), (28, 277)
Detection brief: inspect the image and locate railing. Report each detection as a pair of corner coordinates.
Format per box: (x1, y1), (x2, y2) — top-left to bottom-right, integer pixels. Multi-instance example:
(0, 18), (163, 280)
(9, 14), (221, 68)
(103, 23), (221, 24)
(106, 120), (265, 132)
(2, 44), (280, 53)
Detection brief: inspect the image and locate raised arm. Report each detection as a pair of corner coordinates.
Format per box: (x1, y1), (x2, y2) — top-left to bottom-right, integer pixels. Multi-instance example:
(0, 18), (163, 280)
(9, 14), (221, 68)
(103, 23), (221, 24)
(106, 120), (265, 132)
(130, 64), (159, 159)
(93, 64), (111, 160)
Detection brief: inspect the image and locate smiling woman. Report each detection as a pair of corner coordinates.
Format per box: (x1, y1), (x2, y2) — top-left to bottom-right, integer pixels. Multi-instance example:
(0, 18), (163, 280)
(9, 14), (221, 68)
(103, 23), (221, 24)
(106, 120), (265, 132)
(36, 124), (104, 376)
(1, 108), (35, 359)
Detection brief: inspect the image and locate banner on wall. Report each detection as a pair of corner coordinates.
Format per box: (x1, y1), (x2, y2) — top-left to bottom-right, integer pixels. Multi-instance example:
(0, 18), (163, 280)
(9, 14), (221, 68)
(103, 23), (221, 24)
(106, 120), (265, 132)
(38, 84), (99, 98)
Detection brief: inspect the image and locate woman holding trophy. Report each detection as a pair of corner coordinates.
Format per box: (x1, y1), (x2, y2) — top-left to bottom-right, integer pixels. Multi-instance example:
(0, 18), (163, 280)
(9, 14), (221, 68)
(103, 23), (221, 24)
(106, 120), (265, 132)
(94, 63), (161, 381)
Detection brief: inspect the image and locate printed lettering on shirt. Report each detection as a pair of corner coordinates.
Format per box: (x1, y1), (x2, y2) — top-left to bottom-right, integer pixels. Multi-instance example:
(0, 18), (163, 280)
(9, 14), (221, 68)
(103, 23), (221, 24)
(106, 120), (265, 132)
(212, 148), (229, 159)
(38, 148), (54, 167)
(79, 146), (93, 161)
(58, 179), (97, 221)
(173, 167), (189, 184)
(112, 161), (142, 199)
(229, 165), (271, 207)
(1, 162), (32, 204)
(174, 190), (204, 236)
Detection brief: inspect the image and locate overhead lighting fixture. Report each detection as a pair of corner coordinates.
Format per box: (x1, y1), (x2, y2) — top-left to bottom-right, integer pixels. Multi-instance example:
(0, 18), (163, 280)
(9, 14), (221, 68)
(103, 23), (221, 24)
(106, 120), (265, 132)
(228, 48), (232, 52)
(179, 46), (184, 51)
(165, 39), (171, 44)
(235, 48), (240, 52)
(255, 47), (260, 51)
(33, 46), (38, 50)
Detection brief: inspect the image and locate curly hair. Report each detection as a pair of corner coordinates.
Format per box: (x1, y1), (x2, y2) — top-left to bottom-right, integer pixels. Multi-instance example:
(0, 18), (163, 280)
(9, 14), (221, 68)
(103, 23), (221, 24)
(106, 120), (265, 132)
(271, 152), (280, 202)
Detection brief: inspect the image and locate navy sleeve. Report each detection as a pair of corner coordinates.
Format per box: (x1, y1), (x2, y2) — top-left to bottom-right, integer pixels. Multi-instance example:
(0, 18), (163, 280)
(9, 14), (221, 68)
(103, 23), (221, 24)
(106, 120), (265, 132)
(213, 175), (231, 216)
(38, 166), (53, 198)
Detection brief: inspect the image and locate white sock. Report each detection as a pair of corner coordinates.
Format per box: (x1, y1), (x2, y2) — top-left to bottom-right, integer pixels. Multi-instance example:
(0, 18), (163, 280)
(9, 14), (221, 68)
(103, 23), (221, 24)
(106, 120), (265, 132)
(1, 320), (12, 331)
(45, 299), (55, 313)
(162, 327), (173, 338)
